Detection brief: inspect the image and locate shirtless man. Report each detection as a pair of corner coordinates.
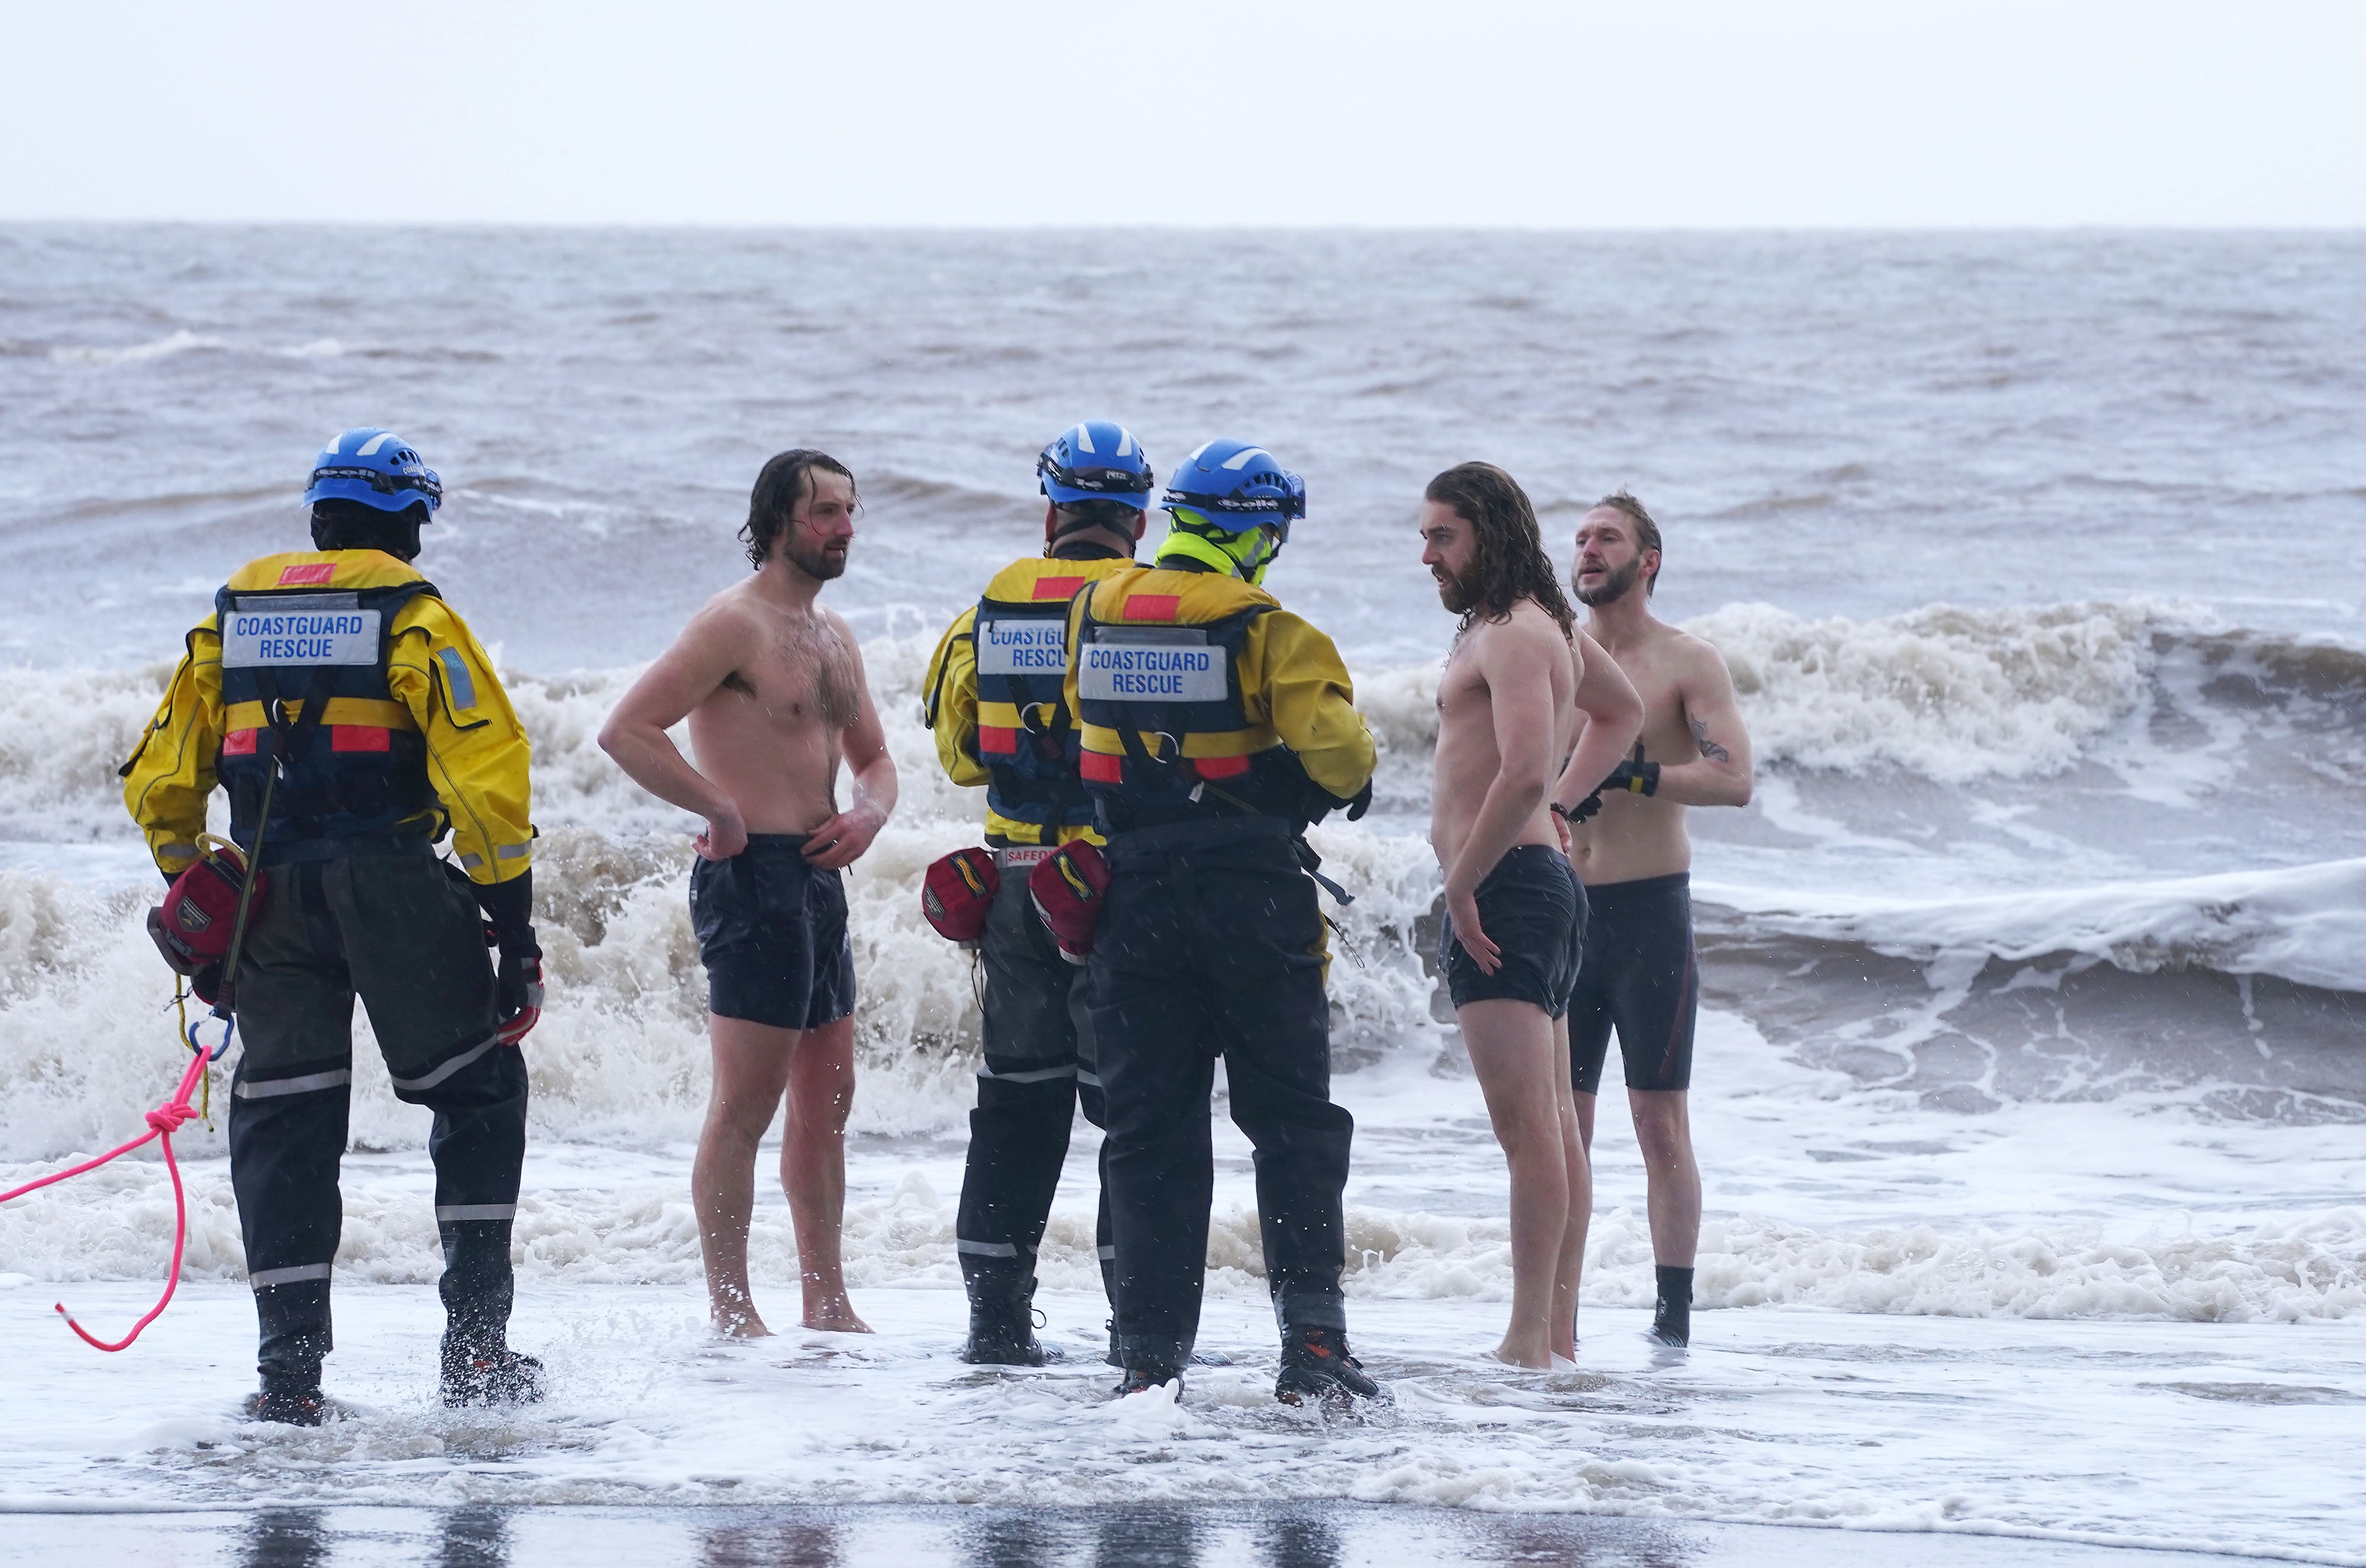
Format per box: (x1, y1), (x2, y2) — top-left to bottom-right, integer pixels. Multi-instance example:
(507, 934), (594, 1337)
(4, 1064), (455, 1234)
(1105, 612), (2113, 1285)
(1421, 463), (1641, 1369)
(1555, 489), (1753, 1349)
(599, 450), (897, 1337)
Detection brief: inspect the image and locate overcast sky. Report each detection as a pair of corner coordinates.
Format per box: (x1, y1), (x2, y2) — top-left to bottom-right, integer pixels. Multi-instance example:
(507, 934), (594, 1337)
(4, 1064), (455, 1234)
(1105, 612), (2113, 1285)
(6, 0), (2360, 227)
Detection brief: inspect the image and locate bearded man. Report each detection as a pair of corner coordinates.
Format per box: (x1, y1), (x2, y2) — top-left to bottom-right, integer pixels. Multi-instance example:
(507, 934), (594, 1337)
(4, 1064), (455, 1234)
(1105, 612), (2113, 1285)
(601, 450), (897, 1338)
(1421, 463), (1640, 1367)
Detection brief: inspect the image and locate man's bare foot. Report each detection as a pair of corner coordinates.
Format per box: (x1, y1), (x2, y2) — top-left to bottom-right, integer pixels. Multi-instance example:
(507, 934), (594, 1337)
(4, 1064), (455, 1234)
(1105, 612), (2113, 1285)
(712, 1299), (774, 1338)
(1488, 1339), (1553, 1370)
(801, 1291), (873, 1333)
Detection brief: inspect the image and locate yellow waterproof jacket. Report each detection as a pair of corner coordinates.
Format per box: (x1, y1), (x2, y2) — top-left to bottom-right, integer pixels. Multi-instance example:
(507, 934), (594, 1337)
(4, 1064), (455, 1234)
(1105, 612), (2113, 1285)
(121, 550), (534, 885)
(922, 554), (1136, 847)
(1062, 565), (1375, 820)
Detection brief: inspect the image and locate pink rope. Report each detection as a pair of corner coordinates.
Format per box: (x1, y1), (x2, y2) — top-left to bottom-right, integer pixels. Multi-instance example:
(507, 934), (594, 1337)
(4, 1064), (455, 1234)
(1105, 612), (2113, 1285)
(0, 1049), (209, 1352)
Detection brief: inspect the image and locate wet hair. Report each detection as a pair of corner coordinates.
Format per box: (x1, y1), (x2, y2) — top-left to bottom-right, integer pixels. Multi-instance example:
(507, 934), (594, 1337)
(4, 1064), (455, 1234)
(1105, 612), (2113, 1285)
(1592, 488), (1663, 596)
(1051, 498), (1141, 541)
(741, 449), (857, 571)
(310, 499), (428, 562)
(1424, 462), (1577, 637)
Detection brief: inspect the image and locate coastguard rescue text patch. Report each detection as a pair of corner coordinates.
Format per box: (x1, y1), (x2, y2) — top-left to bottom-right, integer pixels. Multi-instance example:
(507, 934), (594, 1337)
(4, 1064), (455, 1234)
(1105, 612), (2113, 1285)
(222, 594), (382, 669)
(977, 619), (1066, 676)
(1079, 629), (1226, 703)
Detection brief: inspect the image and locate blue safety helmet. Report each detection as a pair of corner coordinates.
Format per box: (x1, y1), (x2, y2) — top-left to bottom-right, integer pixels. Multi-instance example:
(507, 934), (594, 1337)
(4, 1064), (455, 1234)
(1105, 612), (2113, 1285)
(1038, 421), (1154, 508)
(302, 428), (443, 515)
(1161, 439), (1305, 542)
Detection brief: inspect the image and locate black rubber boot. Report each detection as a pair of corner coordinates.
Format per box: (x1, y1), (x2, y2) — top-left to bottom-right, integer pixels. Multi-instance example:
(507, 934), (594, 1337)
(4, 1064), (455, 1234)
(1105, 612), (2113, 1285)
(243, 1371), (331, 1426)
(1650, 1265), (1695, 1347)
(1112, 1363), (1182, 1399)
(1275, 1325), (1383, 1407)
(441, 1330), (545, 1408)
(961, 1277), (1045, 1366)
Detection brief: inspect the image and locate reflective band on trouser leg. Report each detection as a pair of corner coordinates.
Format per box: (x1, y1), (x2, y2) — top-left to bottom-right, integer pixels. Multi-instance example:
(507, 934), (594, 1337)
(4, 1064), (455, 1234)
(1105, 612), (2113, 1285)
(956, 1240), (1023, 1257)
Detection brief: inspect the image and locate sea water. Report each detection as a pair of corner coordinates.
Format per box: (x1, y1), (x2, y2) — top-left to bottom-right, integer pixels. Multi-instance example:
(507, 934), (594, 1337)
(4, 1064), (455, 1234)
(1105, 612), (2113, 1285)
(0, 227), (2361, 1560)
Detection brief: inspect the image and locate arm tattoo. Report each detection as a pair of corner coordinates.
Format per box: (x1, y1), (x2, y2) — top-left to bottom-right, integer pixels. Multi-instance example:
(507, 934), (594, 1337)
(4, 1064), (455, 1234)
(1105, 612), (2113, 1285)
(1691, 716), (1731, 764)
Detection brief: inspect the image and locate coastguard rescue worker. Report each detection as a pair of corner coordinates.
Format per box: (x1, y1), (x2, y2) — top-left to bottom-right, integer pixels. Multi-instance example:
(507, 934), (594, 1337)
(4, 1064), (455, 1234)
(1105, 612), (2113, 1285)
(121, 430), (542, 1424)
(1063, 439), (1382, 1404)
(920, 421), (1152, 1365)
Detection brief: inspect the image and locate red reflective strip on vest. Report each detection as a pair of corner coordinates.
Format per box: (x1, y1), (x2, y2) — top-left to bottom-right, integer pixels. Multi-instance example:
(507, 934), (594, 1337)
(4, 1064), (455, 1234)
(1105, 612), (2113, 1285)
(1032, 576), (1085, 600)
(1080, 751), (1125, 783)
(1127, 594), (1180, 622)
(222, 729), (258, 756)
(1192, 754), (1250, 780)
(978, 725), (1019, 755)
(331, 726), (390, 753)
(276, 562), (337, 586)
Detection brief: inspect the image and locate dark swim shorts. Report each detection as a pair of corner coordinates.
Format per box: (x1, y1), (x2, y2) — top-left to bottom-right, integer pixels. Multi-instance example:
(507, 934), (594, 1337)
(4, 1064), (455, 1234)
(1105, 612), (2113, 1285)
(689, 835), (857, 1032)
(1567, 871), (1698, 1095)
(1441, 844), (1585, 1019)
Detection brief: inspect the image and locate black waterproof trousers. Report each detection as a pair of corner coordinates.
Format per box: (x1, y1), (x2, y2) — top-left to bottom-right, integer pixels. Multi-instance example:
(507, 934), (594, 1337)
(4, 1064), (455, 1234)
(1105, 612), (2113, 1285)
(955, 858), (1114, 1308)
(1091, 817), (1355, 1369)
(225, 848), (524, 1384)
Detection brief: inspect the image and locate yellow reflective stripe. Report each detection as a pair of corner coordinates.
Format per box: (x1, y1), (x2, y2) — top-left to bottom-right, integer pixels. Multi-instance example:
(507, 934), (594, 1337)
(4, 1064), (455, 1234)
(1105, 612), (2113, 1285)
(221, 697), (417, 733)
(975, 700), (1032, 728)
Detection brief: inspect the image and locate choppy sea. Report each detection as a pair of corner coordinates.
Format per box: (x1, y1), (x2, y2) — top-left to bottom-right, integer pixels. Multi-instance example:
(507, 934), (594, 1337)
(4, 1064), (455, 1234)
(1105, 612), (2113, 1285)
(0, 227), (2361, 1561)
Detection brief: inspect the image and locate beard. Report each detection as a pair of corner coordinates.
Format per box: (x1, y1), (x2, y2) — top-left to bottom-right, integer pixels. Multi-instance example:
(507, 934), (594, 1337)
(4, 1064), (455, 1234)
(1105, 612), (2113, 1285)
(1575, 557), (1639, 607)
(785, 539), (848, 581)
(1434, 565), (1476, 616)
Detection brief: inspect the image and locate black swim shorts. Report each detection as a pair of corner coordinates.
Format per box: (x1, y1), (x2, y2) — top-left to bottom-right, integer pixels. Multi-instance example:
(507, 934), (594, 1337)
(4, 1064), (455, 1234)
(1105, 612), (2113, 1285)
(1441, 844), (1585, 1019)
(689, 835), (857, 1032)
(1567, 871), (1698, 1095)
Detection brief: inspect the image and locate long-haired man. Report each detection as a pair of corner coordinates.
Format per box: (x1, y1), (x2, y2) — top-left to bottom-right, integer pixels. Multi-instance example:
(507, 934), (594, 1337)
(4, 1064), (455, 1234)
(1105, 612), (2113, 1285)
(1421, 462), (1641, 1367)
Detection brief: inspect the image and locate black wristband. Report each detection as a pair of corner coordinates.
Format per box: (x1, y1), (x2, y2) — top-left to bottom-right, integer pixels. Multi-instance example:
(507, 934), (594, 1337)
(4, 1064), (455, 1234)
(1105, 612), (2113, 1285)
(473, 868), (536, 948)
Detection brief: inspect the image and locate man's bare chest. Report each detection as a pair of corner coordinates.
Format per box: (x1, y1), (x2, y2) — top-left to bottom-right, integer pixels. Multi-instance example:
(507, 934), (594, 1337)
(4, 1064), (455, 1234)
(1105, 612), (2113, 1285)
(727, 617), (858, 730)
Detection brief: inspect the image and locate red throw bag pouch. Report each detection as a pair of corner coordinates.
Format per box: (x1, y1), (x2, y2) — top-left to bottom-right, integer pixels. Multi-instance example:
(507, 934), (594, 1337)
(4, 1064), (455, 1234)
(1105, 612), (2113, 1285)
(148, 838), (270, 975)
(1028, 840), (1111, 965)
(921, 847), (1000, 945)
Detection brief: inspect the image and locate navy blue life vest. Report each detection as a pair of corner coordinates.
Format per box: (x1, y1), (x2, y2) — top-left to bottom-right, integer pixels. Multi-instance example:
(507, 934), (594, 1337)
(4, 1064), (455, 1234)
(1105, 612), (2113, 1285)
(1071, 583), (1313, 829)
(213, 574), (441, 862)
(966, 557), (1130, 840)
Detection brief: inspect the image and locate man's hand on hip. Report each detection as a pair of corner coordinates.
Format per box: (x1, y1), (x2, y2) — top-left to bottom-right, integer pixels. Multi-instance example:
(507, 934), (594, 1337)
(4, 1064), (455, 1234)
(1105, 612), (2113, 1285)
(695, 801), (749, 862)
(801, 802), (887, 871)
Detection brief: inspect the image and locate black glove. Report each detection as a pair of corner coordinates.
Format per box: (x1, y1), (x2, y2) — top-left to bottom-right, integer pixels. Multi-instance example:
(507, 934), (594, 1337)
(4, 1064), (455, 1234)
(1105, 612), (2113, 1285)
(494, 947), (544, 1045)
(1340, 780), (1373, 822)
(473, 871), (542, 1044)
(1554, 790), (1604, 826)
(1601, 743), (1660, 798)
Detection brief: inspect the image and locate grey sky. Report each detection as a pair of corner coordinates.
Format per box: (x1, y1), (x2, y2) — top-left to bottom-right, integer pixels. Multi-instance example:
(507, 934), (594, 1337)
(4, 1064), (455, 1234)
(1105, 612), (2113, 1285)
(7, 0), (2360, 227)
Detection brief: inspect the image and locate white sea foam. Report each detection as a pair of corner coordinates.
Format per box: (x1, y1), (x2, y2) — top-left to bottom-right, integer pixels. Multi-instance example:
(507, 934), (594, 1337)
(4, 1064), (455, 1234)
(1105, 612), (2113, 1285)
(6, 1153), (2359, 1326)
(46, 330), (346, 367)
